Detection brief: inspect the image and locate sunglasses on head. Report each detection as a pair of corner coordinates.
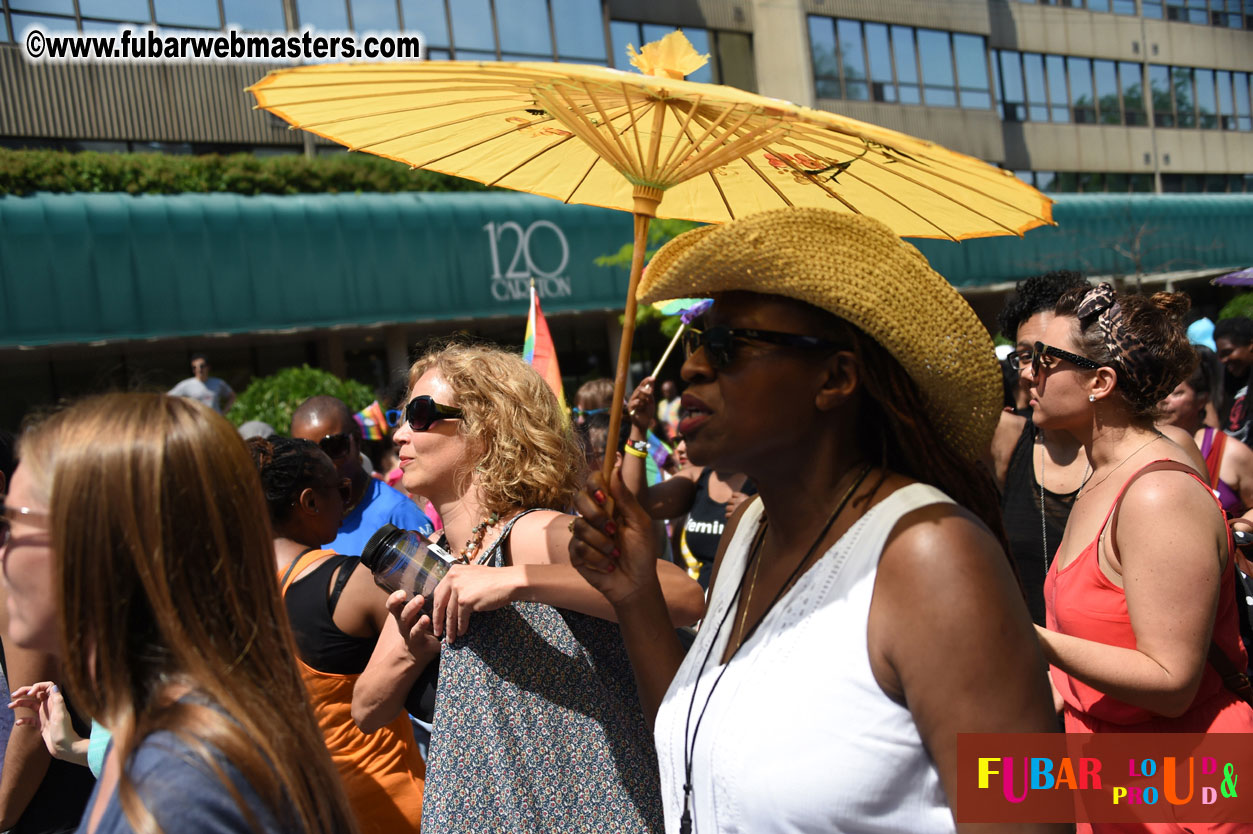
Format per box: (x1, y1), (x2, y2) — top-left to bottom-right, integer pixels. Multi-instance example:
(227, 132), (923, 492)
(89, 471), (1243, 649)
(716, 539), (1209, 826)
(317, 432), (354, 461)
(403, 395), (463, 432)
(681, 325), (841, 370)
(570, 406), (608, 418)
(1029, 341), (1103, 377)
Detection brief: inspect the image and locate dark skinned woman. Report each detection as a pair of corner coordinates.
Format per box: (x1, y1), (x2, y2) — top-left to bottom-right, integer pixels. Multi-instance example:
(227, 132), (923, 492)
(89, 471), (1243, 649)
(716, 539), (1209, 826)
(569, 208), (1064, 834)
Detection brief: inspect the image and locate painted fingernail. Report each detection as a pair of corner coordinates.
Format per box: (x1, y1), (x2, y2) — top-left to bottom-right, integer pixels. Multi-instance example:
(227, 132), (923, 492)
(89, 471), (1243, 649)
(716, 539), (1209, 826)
(612, 548), (620, 558)
(604, 521), (617, 535)
(593, 489), (606, 505)
(605, 563), (616, 573)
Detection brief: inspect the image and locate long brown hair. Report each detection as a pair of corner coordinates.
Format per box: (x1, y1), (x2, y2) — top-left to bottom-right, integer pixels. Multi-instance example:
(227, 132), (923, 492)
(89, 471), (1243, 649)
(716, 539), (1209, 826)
(836, 319), (1011, 554)
(18, 393), (356, 834)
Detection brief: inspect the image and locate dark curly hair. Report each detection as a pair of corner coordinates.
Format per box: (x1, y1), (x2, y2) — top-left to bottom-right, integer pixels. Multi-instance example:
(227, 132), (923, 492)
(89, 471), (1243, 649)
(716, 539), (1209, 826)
(997, 271), (1091, 342)
(247, 436), (336, 524)
(1214, 316), (1253, 347)
(1055, 287), (1196, 420)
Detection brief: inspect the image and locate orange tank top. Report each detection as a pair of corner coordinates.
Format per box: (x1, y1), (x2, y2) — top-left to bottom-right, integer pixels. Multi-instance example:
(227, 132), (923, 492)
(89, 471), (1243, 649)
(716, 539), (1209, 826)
(1044, 460), (1250, 728)
(280, 549), (425, 834)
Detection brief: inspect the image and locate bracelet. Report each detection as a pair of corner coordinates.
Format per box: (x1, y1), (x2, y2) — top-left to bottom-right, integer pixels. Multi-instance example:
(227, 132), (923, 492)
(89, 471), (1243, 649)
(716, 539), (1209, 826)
(627, 439), (649, 453)
(623, 443), (648, 459)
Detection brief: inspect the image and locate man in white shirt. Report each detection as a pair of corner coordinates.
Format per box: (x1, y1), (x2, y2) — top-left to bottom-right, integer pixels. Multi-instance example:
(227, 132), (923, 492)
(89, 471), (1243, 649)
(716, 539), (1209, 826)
(167, 354), (236, 414)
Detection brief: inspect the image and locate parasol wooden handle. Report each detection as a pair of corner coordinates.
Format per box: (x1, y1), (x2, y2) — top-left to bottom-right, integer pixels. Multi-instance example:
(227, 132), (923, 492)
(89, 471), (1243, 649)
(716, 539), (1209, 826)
(602, 187), (661, 484)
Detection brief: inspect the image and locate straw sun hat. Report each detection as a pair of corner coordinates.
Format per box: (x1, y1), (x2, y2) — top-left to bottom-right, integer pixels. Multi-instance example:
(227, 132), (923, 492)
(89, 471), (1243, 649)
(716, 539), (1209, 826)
(637, 207), (1000, 462)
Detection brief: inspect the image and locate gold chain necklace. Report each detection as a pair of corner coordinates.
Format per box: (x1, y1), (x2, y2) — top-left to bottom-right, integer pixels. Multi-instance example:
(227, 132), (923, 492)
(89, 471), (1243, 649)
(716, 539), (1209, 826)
(1077, 432), (1163, 501)
(731, 463), (871, 651)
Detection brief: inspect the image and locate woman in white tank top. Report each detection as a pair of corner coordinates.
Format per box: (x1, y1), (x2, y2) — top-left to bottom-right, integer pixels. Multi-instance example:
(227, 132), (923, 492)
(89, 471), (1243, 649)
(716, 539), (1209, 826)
(568, 209), (1066, 834)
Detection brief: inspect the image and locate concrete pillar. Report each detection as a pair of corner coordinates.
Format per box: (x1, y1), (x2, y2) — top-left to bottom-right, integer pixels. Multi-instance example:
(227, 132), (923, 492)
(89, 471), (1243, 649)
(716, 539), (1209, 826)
(385, 325), (411, 383)
(750, 0), (815, 106)
(317, 332), (347, 378)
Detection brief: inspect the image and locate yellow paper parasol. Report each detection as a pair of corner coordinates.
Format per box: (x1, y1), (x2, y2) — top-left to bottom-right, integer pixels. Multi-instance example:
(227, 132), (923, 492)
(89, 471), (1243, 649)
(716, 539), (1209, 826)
(248, 32), (1052, 479)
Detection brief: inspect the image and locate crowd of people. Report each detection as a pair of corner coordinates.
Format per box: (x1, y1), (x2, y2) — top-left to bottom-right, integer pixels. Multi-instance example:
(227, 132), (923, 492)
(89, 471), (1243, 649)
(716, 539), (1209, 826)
(2, 204), (1253, 833)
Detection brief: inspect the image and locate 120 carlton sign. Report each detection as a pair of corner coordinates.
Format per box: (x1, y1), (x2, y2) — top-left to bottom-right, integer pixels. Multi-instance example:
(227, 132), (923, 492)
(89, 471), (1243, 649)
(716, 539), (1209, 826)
(483, 220), (572, 302)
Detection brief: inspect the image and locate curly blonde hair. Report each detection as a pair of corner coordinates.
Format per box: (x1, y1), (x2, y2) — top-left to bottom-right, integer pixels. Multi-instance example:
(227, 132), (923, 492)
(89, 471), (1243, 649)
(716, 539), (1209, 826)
(408, 342), (583, 515)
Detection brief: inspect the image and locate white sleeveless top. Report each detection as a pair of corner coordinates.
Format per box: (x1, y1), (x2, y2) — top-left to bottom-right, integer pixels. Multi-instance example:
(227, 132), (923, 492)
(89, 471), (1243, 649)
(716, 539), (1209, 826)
(653, 484), (957, 834)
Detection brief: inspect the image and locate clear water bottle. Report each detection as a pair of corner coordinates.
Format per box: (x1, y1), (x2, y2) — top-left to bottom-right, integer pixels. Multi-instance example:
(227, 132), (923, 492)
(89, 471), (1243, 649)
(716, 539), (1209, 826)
(360, 523), (456, 611)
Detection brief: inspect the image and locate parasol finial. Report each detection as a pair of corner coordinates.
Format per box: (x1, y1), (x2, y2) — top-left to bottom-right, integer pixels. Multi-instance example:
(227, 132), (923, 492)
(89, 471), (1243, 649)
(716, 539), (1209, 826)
(627, 30), (709, 80)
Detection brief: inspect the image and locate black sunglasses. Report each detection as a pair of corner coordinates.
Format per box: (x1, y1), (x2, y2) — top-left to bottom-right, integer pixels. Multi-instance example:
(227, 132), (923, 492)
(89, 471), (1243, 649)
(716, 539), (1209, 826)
(681, 325), (841, 369)
(1, 498), (51, 556)
(403, 395), (464, 432)
(1030, 341), (1103, 377)
(318, 432), (355, 461)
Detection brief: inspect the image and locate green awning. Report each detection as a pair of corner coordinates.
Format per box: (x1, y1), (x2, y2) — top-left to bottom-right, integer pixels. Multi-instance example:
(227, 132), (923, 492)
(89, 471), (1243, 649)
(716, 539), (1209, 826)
(0, 191), (636, 348)
(2, 191), (1251, 349)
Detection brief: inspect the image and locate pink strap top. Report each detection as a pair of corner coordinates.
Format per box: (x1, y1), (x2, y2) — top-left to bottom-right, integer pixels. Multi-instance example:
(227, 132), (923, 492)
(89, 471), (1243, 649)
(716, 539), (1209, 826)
(1200, 427), (1243, 515)
(1044, 459), (1247, 725)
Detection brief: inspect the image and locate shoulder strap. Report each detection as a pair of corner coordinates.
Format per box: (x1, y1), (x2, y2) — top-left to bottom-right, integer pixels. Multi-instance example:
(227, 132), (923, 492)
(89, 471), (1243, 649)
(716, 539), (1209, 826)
(1104, 459), (1214, 564)
(326, 555), (357, 616)
(482, 508), (546, 567)
(1205, 429), (1228, 489)
(279, 548), (332, 593)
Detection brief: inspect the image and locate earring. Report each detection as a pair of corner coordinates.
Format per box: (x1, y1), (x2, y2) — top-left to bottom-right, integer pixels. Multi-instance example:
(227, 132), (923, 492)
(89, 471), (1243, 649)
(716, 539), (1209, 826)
(1088, 394), (1096, 403)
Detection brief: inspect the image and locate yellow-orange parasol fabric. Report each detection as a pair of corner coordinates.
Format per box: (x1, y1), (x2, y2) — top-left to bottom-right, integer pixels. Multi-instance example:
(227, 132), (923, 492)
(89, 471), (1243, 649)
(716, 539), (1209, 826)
(248, 32), (1053, 478)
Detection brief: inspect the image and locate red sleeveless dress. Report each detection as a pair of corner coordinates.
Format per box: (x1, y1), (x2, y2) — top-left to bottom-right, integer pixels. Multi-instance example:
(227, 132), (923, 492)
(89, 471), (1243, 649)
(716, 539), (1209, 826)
(1044, 460), (1253, 833)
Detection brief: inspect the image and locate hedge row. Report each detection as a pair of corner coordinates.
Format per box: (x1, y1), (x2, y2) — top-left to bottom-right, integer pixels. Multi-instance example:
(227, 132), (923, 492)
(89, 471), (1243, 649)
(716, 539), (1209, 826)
(0, 148), (491, 196)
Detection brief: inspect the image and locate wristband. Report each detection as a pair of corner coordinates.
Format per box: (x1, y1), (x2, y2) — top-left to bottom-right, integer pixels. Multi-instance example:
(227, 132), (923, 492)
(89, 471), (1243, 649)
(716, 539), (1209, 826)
(623, 443), (648, 459)
(628, 439), (649, 453)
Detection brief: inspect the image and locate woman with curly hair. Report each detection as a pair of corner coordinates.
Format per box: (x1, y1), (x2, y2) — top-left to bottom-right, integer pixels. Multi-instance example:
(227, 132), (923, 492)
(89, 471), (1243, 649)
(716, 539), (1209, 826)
(1030, 285), (1253, 829)
(3, 393), (356, 834)
(354, 342), (704, 834)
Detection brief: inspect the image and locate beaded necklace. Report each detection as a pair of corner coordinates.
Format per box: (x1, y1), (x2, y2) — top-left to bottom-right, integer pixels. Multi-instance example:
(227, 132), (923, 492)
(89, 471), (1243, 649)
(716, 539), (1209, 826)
(457, 511), (501, 563)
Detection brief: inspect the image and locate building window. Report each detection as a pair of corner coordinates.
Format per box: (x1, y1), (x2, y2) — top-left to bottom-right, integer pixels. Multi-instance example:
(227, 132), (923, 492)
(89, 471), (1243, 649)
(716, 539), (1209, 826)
(223, 0), (285, 31)
(891, 25), (921, 104)
(1094, 59), (1121, 124)
(1022, 52), (1049, 120)
(1235, 72), (1252, 130)
(351, 0), (399, 32)
(402, 0), (449, 49)
(552, 0), (607, 64)
(610, 21), (752, 88)
(1119, 61), (1146, 125)
(295, 0), (348, 30)
(997, 51), (1026, 121)
(808, 17), (989, 109)
(1069, 57), (1097, 122)
(955, 32), (992, 108)
(1149, 64), (1174, 125)
(1195, 68), (1219, 127)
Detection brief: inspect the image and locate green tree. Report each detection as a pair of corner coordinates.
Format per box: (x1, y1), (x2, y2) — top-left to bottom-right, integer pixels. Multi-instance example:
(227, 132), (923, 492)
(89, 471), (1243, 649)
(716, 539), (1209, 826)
(1219, 293), (1253, 322)
(228, 365), (375, 435)
(596, 218), (702, 338)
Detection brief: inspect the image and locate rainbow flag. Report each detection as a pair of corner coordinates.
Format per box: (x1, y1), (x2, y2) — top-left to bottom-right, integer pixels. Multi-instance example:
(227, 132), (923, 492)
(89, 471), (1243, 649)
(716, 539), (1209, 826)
(523, 283), (567, 412)
(650, 297), (708, 316)
(645, 430), (672, 486)
(354, 400), (389, 441)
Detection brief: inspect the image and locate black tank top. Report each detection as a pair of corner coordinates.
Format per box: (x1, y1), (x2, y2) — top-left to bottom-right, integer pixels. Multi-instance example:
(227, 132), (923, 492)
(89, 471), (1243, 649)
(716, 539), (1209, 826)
(283, 554), (377, 675)
(1001, 421), (1078, 625)
(683, 469), (756, 589)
